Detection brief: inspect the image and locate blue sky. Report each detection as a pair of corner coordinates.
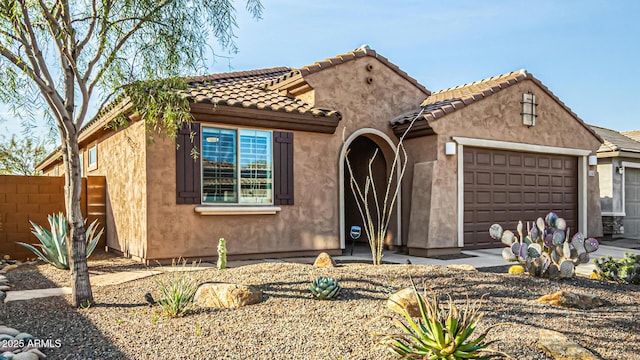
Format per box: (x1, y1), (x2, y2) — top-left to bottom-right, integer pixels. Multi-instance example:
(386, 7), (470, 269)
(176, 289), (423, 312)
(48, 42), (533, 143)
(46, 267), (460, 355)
(2, 0), (639, 138)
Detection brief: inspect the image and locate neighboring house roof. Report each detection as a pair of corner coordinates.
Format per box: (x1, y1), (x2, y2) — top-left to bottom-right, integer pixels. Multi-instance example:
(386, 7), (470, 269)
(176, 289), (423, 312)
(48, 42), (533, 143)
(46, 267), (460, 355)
(622, 130), (640, 143)
(590, 125), (640, 153)
(390, 69), (603, 142)
(266, 46), (431, 96)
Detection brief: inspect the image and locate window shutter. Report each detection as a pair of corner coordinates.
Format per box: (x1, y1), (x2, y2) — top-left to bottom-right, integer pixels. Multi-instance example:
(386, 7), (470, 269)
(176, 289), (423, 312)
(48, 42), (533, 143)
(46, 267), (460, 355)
(176, 123), (201, 204)
(273, 131), (294, 205)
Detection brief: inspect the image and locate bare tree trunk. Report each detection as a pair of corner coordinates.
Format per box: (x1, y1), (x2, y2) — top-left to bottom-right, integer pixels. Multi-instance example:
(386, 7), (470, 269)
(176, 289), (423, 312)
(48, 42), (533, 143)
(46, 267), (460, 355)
(61, 131), (93, 307)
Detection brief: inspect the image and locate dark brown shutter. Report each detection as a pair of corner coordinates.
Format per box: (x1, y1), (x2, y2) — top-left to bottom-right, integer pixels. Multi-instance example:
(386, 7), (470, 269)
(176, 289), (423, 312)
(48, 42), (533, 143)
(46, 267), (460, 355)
(176, 123), (201, 204)
(273, 131), (294, 205)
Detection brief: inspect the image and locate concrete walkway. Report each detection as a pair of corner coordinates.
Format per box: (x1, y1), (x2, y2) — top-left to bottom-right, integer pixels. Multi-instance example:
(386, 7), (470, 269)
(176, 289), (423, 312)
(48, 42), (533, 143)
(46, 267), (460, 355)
(4, 242), (637, 302)
(5, 262), (216, 303)
(334, 242), (635, 277)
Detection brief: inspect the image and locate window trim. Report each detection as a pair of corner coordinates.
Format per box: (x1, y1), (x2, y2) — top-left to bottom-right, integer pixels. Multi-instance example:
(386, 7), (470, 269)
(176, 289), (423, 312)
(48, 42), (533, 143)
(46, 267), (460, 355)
(87, 144), (98, 172)
(200, 124), (274, 206)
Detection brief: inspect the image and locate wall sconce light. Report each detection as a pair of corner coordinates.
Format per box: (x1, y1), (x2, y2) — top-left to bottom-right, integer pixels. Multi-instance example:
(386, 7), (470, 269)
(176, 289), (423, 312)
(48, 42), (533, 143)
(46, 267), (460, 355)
(616, 166), (624, 175)
(588, 154), (598, 166)
(521, 92), (537, 127)
(445, 142), (456, 155)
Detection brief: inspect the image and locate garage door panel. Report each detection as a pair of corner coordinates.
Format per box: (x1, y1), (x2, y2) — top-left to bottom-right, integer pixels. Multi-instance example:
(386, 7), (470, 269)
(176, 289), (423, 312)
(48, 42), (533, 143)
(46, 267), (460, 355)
(538, 158), (550, 168)
(464, 147), (578, 249)
(624, 168), (640, 238)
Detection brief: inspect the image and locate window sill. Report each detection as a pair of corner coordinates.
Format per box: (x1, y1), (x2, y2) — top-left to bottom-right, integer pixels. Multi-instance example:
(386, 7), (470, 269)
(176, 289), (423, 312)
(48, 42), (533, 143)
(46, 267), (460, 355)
(194, 206), (281, 215)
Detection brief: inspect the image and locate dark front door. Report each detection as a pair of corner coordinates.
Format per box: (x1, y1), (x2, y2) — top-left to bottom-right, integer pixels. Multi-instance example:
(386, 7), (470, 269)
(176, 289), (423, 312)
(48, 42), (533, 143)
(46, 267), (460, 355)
(344, 136), (387, 244)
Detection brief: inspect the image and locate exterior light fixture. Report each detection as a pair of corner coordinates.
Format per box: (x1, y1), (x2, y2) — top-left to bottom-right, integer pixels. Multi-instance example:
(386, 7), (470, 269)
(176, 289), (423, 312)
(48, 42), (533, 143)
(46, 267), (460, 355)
(445, 142), (456, 155)
(521, 92), (537, 127)
(616, 166), (624, 175)
(588, 154), (598, 166)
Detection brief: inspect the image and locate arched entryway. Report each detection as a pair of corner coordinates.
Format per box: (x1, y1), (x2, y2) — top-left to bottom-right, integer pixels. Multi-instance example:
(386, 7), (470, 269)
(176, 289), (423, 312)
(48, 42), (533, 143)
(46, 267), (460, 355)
(339, 129), (401, 250)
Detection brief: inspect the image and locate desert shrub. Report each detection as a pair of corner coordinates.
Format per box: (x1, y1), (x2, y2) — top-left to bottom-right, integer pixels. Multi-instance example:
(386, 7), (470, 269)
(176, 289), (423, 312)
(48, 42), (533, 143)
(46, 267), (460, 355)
(155, 259), (202, 317)
(593, 252), (640, 285)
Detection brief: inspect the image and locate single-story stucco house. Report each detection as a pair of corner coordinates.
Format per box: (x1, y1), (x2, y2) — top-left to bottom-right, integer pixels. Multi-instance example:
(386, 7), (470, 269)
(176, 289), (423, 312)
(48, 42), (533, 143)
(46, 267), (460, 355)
(37, 47), (604, 263)
(591, 125), (640, 239)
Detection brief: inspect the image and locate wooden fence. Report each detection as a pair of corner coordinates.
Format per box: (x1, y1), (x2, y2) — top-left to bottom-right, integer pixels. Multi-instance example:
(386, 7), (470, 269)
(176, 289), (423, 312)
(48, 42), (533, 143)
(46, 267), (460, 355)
(0, 175), (106, 259)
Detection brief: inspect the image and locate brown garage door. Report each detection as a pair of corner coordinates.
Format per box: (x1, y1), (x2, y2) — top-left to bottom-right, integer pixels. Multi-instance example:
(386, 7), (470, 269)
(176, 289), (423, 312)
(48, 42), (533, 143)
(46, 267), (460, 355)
(463, 147), (578, 249)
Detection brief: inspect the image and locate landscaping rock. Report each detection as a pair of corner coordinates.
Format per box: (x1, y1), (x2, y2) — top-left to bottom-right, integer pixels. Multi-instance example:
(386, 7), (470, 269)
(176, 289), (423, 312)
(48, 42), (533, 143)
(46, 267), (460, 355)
(313, 252), (337, 268)
(387, 287), (421, 317)
(194, 283), (263, 309)
(445, 264), (477, 272)
(536, 291), (605, 309)
(538, 329), (600, 360)
(0, 328), (20, 337)
(12, 352), (39, 360)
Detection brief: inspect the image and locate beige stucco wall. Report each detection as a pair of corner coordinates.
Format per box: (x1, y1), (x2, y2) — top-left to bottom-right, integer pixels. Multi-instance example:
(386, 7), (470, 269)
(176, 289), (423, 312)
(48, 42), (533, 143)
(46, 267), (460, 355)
(143, 56), (427, 261)
(86, 121), (148, 259)
(405, 78), (603, 252)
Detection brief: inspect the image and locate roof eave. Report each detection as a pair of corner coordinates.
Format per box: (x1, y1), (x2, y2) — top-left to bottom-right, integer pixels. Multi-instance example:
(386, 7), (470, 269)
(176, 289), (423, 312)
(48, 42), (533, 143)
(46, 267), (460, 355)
(190, 102), (342, 134)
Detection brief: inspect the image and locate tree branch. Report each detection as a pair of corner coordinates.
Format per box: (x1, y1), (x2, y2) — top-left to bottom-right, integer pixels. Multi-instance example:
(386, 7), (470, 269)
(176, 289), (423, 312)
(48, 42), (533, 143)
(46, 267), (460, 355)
(76, 0), (98, 53)
(87, 0), (174, 92)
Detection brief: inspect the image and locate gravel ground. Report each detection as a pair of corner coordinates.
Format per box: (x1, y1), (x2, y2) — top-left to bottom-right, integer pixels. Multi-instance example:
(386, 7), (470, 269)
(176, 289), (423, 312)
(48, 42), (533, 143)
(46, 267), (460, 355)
(1, 259), (639, 360)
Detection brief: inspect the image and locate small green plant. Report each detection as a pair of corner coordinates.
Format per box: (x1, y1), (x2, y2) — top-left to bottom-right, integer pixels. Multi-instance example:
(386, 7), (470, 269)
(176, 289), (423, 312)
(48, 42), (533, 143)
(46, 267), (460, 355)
(217, 237), (227, 270)
(377, 280), (505, 359)
(17, 213), (104, 270)
(151, 311), (160, 325)
(195, 323), (203, 336)
(489, 212), (599, 279)
(592, 252), (640, 285)
(154, 259), (202, 317)
(309, 277), (341, 300)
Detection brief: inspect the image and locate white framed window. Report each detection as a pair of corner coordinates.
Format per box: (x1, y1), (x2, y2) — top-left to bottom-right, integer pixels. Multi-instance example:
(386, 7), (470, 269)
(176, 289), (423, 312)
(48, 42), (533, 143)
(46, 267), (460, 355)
(88, 144), (98, 171)
(201, 126), (273, 204)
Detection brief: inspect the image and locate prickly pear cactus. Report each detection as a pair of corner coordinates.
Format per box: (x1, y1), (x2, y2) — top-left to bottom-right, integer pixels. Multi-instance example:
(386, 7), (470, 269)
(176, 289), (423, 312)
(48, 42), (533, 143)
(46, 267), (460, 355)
(217, 238), (227, 270)
(309, 277), (341, 300)
(489, 212), (599, 279)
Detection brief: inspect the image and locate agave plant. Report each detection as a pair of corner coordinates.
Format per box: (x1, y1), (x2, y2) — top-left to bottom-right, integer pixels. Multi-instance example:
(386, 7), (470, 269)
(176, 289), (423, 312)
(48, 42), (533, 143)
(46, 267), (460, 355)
(377, 280), (505, 359)
(17, 213), (104, 270)
(309, 277), (341, 300)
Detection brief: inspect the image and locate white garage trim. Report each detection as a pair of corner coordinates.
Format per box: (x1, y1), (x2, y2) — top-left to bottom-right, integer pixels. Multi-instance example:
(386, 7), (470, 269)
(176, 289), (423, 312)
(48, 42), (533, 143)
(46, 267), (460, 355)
(453, 137), (591, 156)
(621, 161), (640, 222)
(453, 137), (590, 247)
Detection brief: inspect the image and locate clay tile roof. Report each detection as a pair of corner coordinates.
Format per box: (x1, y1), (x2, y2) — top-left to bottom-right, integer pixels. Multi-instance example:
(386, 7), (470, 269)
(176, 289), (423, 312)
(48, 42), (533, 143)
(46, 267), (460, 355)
(590, 125), (640, 153)
(265, 46), (431, 95)
(423, 69), (528, 106)
(183, 67), (340, 118)
(391, 70), (602, 143)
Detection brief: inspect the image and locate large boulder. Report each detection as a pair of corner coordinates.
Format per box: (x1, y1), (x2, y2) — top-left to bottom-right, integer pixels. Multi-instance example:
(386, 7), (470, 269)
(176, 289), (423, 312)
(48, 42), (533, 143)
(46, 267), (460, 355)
(387, 287), (421, 317)
(313, 252), (337, 268)
(536, 291), (605, 309)
(194, 283), (263, 309)
(538, 329), (600, 360)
